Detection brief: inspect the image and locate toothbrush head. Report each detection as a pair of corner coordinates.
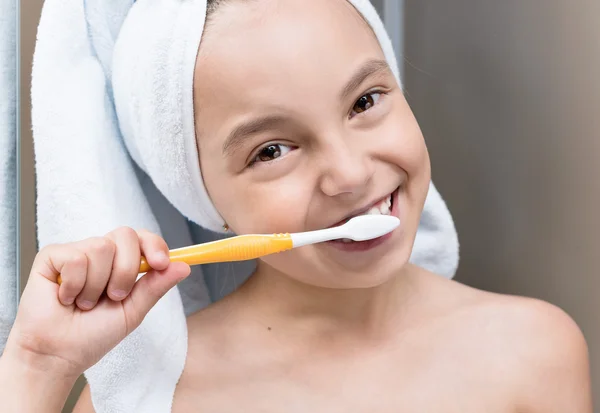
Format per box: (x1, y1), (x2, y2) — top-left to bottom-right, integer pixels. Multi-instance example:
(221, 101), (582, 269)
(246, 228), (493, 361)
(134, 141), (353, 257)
(339, 215), (400, 241)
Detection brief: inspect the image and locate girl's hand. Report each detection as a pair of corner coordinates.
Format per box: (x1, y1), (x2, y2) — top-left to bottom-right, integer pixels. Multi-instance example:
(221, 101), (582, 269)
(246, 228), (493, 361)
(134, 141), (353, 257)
(3, 227), (190, 380)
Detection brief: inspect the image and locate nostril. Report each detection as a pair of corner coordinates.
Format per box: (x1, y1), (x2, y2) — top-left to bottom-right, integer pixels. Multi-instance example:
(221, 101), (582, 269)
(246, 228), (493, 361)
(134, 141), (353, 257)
(319, 155), (373, 197)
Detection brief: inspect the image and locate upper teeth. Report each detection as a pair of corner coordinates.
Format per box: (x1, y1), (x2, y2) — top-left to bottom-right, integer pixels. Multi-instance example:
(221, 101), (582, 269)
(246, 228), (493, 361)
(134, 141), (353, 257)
(363, 194), (392, 216)
(339, 194), (394, 242)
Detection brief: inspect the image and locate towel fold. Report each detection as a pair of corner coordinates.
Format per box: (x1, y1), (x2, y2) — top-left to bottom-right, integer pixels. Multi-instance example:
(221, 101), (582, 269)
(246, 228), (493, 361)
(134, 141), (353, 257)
(0, 0), (17, 355)
(32, 1), (459, 411)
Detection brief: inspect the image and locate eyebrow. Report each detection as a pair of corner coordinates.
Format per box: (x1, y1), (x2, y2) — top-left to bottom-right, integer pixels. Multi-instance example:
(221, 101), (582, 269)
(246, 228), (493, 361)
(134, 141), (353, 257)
(222, 115), (288, 157)
(339, 59), (391, 101)
(221, 60), (391, 157)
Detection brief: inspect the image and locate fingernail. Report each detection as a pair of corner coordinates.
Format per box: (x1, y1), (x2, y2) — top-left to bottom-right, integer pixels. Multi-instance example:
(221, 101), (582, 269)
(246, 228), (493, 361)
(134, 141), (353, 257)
(64, 297), (75, 305)
(111, 290), (127, 300)
(78, 300), (95, 310)
(177, 264), (192, 280)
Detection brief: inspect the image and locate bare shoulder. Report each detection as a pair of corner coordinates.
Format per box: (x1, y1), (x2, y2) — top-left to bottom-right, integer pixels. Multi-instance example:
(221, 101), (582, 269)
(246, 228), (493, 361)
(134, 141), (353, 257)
(417, 269), (587, 357)
(419, 271), (592, 412)
(479, 295), (592, 412)
(469, 292), (589, 369)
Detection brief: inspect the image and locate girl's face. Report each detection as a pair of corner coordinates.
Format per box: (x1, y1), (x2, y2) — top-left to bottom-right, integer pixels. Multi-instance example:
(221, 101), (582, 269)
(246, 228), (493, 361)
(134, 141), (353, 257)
(194, 0), (430, 289)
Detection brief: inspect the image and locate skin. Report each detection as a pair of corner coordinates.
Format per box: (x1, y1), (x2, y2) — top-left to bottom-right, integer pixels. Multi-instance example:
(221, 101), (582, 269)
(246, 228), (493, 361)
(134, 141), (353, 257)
(1, 0), (591, 412)
(0, 228), (191, 412)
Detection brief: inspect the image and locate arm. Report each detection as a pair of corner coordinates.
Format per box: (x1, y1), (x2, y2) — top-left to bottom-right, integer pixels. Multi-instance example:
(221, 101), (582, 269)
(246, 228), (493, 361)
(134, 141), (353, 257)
(0, 347), (78, 413)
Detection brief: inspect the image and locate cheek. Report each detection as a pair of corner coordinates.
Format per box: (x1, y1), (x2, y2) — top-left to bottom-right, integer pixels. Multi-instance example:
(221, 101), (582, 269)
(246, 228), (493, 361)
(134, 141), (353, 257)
(396, 118), (430, 209)
(204, 165), (313, 235)
(382, 99), (429, 179)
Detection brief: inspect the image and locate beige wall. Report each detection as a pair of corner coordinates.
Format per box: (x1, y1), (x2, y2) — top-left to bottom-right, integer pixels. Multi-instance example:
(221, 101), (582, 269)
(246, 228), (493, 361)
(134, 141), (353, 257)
(404, 0), (600, 406)
(19, 1), (37, 298)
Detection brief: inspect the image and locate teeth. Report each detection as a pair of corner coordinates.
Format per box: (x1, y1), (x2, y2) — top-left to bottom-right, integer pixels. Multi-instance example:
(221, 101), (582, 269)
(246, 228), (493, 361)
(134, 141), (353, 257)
(363, 194), (392, 216)
(379, 201), (390, 215)
(365, 207), (383, 215)
(337, 194), (394, 244)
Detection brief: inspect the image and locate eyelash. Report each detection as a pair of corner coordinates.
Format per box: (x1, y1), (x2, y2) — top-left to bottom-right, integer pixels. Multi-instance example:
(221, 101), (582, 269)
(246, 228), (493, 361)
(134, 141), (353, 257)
(349, 89), (386, 119)
(248, 143), (295, 167)
(248, 89), (387, 167)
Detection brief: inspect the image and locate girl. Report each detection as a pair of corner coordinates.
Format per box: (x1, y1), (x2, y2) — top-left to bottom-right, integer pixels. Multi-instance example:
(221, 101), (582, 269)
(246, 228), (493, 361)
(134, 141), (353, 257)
(2, 0), (591, 412)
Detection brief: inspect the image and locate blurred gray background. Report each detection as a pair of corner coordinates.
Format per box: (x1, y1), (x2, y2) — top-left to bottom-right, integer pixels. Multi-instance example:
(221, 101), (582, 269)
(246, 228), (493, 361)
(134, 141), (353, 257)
(20, 0), (600, 410)
(402, 0), (600, 408)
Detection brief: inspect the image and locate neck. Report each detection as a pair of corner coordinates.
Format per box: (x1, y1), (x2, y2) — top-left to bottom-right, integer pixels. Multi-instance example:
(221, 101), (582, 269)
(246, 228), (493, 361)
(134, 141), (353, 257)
(238, 262), (420, 341)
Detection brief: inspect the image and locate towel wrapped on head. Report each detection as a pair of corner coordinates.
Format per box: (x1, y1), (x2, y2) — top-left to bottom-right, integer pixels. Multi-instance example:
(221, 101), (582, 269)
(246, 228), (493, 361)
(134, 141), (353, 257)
(31, 0), (460, 411)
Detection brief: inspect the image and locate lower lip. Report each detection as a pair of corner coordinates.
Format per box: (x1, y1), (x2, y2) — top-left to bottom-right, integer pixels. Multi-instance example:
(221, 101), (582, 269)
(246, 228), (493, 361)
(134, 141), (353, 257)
(326, 187), (400, 253)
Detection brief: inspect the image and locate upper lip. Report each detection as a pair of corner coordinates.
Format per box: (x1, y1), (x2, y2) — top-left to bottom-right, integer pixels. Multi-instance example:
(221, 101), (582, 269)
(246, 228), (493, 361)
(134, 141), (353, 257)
(327, 189), (395, 228)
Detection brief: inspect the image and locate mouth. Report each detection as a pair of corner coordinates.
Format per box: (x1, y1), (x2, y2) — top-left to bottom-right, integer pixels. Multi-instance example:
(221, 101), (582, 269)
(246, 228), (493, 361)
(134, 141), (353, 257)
(327, 186), (400, 250)
(329, 188), (396, 230)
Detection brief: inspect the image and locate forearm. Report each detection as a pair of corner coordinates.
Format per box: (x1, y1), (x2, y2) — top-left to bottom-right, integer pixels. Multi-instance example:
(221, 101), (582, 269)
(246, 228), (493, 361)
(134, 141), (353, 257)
(0, 349), (77, 413)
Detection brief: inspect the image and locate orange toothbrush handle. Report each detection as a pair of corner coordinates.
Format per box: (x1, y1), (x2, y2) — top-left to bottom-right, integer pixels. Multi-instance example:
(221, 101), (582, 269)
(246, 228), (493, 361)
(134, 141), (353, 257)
(138, 234), (293, 273)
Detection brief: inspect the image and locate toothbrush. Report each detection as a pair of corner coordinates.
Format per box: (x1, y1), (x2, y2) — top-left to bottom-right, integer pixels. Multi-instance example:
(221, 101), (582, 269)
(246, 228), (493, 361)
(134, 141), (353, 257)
(137, 215), (400, 273)
(56, 215), (399, 284)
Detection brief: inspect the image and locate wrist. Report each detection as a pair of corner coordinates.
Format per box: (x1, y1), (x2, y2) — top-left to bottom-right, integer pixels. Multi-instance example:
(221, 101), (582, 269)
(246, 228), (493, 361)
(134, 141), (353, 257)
(3, 331), (82, 382)
(4, 345), (79, 381)
(0, 345), (79, 412)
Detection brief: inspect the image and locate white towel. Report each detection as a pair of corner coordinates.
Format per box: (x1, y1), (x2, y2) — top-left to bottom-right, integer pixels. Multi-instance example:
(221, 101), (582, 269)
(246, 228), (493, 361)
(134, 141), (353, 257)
(31, 1), (460, 412)
(0, 0), (17, 355)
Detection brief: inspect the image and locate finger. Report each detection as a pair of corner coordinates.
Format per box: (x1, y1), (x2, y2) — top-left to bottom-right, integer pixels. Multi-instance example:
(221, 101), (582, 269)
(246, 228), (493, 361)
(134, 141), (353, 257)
(57, 251), (88, 306)
(33, 244), (88, 305)
(137, 230), (170, 271)
(123, 262), (190, 330)
(74, 237), (116, 310)
(32, 244), (72, 283)
(105, 227), (141, 301)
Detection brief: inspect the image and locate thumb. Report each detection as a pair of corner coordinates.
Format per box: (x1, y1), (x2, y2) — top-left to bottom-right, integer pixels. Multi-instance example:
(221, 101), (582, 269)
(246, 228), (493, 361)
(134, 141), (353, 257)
(124, 262), (191, 329)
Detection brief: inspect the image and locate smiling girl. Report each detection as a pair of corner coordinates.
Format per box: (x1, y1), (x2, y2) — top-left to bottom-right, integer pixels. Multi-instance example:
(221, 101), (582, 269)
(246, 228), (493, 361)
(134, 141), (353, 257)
(1, 0), (591, 412)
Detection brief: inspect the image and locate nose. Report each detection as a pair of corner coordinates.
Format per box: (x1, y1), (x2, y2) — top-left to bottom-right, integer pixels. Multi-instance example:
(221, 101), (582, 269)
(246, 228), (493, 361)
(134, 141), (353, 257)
(318, 142), (374, 199)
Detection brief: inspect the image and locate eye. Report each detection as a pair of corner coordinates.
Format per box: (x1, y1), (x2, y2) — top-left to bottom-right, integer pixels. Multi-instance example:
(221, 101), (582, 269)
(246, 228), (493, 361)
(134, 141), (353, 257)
(251, 143), (293, 165)
(350, 91), (382, 118)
